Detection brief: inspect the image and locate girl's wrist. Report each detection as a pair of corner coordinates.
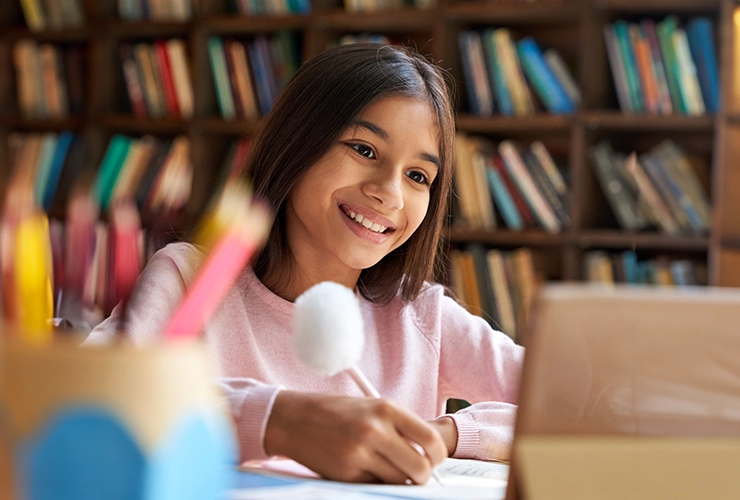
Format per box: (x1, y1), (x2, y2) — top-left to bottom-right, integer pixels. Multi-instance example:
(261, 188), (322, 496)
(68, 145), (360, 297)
(431, 416), (458, 457)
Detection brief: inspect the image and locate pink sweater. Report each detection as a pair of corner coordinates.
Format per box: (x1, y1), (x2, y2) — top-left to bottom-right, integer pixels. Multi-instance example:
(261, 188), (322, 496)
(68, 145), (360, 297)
(85, 243), (524, 463)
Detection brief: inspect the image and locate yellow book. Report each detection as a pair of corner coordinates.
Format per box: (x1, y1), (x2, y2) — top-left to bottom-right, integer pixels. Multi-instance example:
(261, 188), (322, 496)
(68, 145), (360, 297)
(15, 213), (53, 343)
(19, 0), (46, 32)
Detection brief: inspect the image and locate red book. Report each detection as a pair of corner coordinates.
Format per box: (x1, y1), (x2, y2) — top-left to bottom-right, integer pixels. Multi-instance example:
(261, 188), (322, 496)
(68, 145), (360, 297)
(154, 40), (181, 119)
(491, 154), (536, 227)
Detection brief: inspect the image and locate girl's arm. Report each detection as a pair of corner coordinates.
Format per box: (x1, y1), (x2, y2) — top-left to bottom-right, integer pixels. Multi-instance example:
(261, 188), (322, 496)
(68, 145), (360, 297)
(435, 292), (525, 461)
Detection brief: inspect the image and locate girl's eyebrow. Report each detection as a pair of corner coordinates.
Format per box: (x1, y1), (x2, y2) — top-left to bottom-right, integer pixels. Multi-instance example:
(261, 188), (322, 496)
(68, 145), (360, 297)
(351, 119), (441, 170)
(352, 119), (389, 141)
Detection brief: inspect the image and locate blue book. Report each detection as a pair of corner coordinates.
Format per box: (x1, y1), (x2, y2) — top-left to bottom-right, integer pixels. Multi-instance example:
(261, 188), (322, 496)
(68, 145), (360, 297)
(622, 250), (639, 284)
(516, 37), (574, 114)
(641, 152), (705, 233)
(687, 17), (720, 114)
(483, 29), (514, 116)
(249, 36), (276, 115)
(33, 134), (59, 208)
(42, 131), (74, 210)
(486, 162), (523, 230)
(459, 31), (482, 115)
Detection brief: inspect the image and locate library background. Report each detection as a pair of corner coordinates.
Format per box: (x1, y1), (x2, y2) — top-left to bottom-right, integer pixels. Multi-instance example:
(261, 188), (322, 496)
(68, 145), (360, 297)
(0, 0), (737, 343)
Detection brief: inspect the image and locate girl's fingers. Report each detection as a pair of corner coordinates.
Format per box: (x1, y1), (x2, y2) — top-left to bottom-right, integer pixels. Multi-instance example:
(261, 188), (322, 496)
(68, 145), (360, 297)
(391, 407), (448, 468)
(364, 452), (415, 485)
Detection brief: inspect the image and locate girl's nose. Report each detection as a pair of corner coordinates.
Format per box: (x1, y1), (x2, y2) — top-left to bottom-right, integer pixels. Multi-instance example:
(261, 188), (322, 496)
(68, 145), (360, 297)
(363, 169), (404, 210)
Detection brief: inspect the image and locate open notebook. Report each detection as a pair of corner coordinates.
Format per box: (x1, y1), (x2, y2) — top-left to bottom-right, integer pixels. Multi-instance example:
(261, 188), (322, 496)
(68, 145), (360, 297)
(508, 283), (740, 500)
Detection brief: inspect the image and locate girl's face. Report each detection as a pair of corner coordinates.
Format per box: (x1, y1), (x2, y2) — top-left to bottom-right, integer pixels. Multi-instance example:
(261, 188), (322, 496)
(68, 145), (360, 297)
(286, 96), (440, 286)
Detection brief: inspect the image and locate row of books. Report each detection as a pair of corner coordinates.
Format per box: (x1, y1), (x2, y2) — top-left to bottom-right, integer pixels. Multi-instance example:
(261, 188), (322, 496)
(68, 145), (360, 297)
(449, 246), (538, 342)
(120, 40), (194, 120)
(590, 140), (711, 235)
(343, 0), (434, 13)
(459, 29), (580, 116)
(584, 250), (706, 287)
(18, 0), (85, 31)
(118, 0), (193, 21)
(12, 41), (85, 119)
(604, 17), (719, 115)
(231, 0), (311, 15)
(7, 132), (83, 212)
(454, 133), (569, 233)
(208, 33), (299, 119)
(93, 134), (193, 214)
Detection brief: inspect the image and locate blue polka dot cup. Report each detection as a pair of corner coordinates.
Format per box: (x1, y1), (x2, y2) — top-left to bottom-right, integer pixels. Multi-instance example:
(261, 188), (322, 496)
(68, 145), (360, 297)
(0, 340), (236, 500)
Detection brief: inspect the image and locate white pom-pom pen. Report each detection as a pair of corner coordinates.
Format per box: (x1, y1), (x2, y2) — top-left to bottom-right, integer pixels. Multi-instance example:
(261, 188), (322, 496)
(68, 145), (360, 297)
(293, 281), (443, 486)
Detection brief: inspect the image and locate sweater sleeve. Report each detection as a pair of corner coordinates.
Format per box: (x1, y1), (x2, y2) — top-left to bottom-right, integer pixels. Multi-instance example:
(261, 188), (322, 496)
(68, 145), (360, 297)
(216, 378), (283, 463)
(435, 290), (525, 461)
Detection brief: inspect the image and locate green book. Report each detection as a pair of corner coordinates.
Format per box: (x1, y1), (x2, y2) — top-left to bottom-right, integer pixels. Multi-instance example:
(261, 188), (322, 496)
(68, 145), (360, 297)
(657, 15), (687, 114)
(612, 20), (644, 112)
(93, 134), (131, 210)
(207, 36), (236, 120)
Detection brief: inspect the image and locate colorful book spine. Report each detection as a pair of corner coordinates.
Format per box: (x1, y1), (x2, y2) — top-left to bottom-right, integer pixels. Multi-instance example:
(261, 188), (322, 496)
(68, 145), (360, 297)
(482, 29), (514, 116)
(516, 37), (575, 114)
(207, 37), (236, 120)
(687, 17), (720, 114)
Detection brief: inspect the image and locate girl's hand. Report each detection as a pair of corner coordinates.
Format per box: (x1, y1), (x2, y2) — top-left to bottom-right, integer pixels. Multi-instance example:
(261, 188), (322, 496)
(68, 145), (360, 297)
(264, 390), (447, 484)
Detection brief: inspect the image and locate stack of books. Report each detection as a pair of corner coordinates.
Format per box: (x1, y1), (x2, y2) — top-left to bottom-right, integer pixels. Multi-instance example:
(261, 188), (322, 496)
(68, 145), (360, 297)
(590, 140), (711, 235)
(448, 245), (538, 342)
(584, 250), (706, 287)
(12, 41), (85, 119)
(120, 40), (194, 120)
(208, 33), (300, 119)
(604, 16), (719, 115)
(459, 29), (580, 116)
(454, 133), (569, 233)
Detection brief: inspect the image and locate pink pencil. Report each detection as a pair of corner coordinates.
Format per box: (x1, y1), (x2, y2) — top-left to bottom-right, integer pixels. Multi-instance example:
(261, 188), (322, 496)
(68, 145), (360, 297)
(163, 202), (271, 341)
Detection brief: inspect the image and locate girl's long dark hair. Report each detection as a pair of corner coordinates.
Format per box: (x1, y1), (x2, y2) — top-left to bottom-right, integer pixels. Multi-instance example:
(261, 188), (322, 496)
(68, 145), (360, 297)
(242, 43), (454, 304)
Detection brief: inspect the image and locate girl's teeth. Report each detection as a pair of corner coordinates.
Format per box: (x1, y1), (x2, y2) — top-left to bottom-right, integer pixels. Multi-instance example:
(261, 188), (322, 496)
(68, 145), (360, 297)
(346, 209), (387, 233)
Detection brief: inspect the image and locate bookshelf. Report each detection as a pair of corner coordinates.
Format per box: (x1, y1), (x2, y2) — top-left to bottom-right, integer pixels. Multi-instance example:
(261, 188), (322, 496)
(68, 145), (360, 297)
(0, 0), (737, 292)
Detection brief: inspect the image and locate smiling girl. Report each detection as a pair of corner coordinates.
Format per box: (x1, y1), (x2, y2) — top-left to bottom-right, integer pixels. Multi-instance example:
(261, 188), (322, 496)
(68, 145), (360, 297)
(85, 43), (524, 485)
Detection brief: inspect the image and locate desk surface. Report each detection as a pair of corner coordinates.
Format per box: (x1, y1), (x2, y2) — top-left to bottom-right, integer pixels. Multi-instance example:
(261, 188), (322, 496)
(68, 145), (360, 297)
(230, 458), (508, 500)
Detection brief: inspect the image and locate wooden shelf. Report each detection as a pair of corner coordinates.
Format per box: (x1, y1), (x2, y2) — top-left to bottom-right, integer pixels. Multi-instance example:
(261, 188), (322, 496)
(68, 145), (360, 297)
(313, 8), (437, 31)
(5, 116), (87, 130)
(576, 230), (709, 251)
(201, 14), (310, 34)
(2, 25), (92, 42)
(580, 111), (715, 132)
(446, 2), (579, 24)
(446, 228), (567, 247)
(192, 117), (264, 135)
(456, 114), (572, 134)
(593, 0), (721, 11)
(99, 114), (187, 134)
(105, 20), (191, 38)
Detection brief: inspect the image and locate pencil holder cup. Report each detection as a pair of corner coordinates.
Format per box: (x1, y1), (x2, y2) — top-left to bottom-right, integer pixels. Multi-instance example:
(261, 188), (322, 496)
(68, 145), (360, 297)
(0, 339), (236, 500)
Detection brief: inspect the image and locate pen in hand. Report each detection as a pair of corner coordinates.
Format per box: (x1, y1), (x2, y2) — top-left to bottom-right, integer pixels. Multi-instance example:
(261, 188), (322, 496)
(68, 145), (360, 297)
(293, 281), (444, 486)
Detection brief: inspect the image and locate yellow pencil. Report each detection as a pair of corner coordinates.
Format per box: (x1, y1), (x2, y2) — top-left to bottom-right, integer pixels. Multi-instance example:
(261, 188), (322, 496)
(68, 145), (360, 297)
(14, 212), (54, 343)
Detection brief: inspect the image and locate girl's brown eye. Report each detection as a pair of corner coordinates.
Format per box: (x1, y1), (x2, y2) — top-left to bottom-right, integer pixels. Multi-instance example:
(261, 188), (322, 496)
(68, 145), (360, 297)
(406, 170), (430, 185)
(351, 143), (375, 159)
